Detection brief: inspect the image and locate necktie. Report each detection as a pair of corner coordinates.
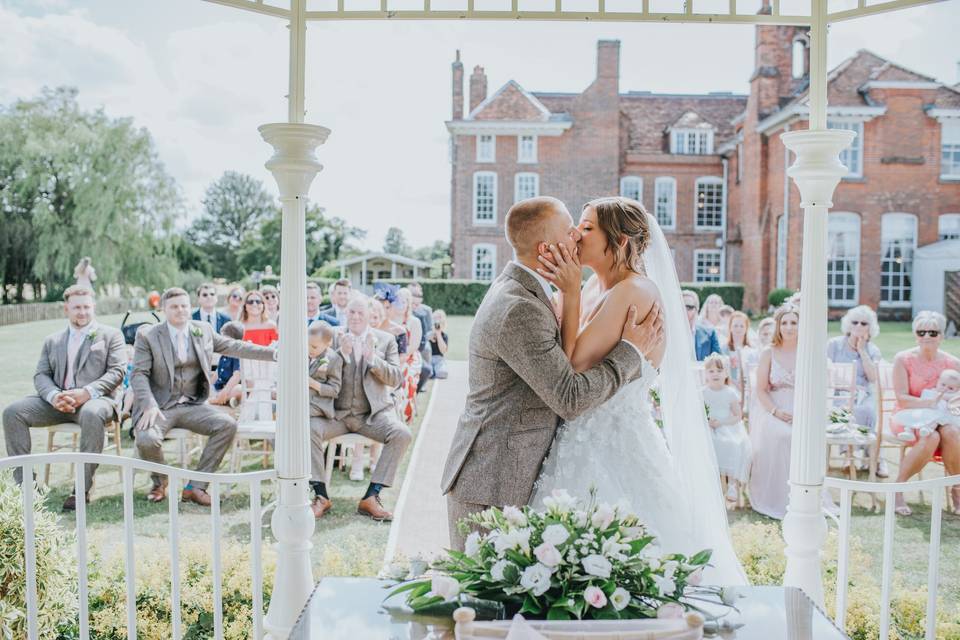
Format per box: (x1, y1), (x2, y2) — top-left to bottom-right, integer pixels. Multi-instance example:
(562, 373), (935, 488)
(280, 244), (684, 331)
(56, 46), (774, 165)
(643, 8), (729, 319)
(64, 331), (84, 389)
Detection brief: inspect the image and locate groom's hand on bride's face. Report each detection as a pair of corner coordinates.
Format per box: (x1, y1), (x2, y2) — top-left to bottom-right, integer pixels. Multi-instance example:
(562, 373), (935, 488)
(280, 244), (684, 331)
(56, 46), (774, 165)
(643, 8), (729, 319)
(622, 303), (664, 359)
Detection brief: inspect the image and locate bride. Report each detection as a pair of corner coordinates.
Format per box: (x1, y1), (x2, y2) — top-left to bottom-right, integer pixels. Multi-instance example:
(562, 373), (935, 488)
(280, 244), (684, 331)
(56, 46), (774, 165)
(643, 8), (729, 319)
(530, 196), (747, 585)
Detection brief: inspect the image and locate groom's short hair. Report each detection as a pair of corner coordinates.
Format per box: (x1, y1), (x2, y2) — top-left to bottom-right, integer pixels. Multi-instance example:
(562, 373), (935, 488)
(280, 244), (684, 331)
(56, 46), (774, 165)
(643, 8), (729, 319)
(506, 196), (565, 257)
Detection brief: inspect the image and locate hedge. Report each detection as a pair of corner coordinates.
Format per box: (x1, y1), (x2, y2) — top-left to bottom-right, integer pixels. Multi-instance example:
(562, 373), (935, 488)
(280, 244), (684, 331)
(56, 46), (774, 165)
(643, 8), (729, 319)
(679, 283), (745, 311)
(374, 279), (490, 315)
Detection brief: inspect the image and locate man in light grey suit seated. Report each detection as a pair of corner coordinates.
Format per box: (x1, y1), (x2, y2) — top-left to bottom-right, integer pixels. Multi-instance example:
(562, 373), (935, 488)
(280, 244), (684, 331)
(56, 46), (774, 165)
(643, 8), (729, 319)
(3, 285), (126, 511)
(307, 296), (412, 521)
(441, 196), (664, 550)
(131, 287), (276, 506)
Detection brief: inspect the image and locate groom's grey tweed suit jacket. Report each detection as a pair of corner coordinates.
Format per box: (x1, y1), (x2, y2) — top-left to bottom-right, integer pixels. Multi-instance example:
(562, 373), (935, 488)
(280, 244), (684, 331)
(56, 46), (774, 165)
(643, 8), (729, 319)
(441, 262), (645, 508)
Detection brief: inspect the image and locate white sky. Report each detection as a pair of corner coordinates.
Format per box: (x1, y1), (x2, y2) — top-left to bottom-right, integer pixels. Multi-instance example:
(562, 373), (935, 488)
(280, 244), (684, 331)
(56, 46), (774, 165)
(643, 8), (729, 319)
(1, 0), (958, 250)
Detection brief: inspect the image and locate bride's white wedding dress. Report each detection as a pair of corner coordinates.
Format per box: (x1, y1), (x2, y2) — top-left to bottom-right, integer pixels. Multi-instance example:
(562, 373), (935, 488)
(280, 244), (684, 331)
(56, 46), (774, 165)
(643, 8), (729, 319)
(531, 212), (747, 586)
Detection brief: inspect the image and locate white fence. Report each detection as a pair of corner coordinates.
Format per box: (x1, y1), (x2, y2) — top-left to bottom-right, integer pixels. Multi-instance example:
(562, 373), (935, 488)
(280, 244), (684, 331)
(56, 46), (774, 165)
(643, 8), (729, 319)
(824, 473), (960, 640)
(0, 452), (275, 640)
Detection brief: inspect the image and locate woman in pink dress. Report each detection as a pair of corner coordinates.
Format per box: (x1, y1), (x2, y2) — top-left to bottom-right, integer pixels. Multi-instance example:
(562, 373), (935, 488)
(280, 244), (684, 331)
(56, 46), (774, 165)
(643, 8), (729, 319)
(891, 310), (960, 515)
(748, 304), (799, 519)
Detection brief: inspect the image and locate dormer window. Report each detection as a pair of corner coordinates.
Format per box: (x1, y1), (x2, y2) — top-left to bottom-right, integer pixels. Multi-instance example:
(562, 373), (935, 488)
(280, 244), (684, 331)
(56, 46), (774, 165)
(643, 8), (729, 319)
(670, 129), (713, 155)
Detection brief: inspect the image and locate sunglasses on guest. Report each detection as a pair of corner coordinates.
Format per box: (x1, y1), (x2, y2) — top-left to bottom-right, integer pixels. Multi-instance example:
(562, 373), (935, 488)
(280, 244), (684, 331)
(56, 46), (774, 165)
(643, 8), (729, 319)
(263, 293), (277, 300)
(850, 320), (869, 326)
(246, 299), (264, 306)
(915, 330), (940, 337)
(684, 304), (698, 311)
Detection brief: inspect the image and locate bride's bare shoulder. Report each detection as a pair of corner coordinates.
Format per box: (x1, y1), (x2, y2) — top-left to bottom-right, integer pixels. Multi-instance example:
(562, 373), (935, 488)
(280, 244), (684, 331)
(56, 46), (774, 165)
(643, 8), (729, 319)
(608, 275), (662, 316)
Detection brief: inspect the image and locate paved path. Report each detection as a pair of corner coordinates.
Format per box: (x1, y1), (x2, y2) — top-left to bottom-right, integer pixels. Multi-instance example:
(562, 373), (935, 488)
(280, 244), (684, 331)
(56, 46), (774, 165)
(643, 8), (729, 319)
(385, 360), (468, 563)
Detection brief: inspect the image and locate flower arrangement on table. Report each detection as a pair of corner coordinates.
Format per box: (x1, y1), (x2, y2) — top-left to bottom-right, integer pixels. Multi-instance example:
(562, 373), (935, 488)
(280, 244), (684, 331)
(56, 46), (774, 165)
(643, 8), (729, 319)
(387, 490), (736, 623)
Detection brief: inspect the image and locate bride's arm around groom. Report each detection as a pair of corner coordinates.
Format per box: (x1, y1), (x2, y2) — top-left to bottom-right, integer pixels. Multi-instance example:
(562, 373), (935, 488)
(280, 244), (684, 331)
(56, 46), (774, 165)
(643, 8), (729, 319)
(441, 196), (663, 550)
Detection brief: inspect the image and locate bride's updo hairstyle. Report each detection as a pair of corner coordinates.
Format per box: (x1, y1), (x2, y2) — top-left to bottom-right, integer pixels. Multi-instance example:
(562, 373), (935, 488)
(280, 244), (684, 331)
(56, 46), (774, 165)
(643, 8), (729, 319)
(584, 196), (650, 274)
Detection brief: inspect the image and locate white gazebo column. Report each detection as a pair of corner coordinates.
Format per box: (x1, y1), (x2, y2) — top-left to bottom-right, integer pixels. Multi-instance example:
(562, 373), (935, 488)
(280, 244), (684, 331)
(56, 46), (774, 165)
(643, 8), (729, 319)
(779, 0), (855, 607)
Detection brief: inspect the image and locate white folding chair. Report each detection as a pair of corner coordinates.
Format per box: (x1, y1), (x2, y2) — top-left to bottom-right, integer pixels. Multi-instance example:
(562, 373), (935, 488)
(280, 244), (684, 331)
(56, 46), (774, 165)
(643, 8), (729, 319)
(230, 358), (278, 472)
(323, 433), (378, 486)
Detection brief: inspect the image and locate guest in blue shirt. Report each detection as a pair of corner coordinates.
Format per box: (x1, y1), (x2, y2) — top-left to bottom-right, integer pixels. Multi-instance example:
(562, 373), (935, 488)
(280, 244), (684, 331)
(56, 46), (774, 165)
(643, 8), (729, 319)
(306, 281), (339, 327)
(683, 289), (721, 361)
(192, 283), (231, 333)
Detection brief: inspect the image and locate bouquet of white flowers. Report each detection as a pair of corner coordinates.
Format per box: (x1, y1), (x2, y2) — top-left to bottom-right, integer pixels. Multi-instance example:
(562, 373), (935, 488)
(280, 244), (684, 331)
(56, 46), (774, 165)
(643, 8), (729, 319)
(388, 490), (726, 622)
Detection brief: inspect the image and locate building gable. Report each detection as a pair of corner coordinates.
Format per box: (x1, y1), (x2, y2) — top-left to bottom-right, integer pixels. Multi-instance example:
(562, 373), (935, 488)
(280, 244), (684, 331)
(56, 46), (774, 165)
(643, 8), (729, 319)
(470, 80), (551, 121)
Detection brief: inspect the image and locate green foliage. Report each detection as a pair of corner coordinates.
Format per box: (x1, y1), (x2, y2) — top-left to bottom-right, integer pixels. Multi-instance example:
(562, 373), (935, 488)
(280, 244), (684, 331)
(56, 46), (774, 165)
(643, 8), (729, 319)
(0, 87), (181, 301)
(412, 240), (451, 263)
(375, 279), (490, 315)
(768, 288), (795, 308)
(679, 283), (745, 310)
(0, 474), (77, 639)
(383, 227), (413, 257)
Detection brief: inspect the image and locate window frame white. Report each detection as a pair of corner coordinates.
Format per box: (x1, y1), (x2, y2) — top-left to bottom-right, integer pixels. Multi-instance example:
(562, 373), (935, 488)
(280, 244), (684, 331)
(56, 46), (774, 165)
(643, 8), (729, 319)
(476, 134), (496, 163)
(694, 176), (725, 231)
(472, 243), (497, 282)
(619, 176), (643, 202)
(693, 249), (723, 283)
(472, 171), (498, 225)
(826, 212), (861, 307)
(941, 121), (960, 179)
(517, 135), (538, 164)
(670, 129), (714, 155)
(514, 172), (540, 203)
(654, 176), (677, 230)
(939, 213), (960, 240)
(827, 119), (864, 178)
(791, 38), (806, 79)
(880, 212), (918, 308)
(776, 214), (788, 289)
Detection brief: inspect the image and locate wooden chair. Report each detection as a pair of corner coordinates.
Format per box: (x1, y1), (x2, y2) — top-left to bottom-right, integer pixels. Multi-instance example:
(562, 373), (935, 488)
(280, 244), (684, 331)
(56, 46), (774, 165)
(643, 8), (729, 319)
(825, 362), (858, 474)
(323, 433), (378, 486)
(44, 419), (124, 486)
(229, 358), (277, 472)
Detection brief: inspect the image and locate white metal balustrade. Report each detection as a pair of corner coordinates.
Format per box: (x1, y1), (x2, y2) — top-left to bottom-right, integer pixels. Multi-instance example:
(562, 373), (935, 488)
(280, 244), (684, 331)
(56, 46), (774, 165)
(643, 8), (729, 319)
(0, 453), (275, 640)
(824, 473), (960, 640)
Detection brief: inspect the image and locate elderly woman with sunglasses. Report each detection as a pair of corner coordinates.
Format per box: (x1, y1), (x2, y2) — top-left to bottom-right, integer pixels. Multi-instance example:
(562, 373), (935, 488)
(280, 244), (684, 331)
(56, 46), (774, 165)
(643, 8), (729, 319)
(891, 310), (960, 515)
(827, 305), (884, 473)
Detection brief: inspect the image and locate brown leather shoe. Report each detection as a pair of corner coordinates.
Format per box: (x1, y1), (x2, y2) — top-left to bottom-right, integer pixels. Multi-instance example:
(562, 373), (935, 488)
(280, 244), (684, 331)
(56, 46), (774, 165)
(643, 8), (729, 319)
(357, 494), (392, 522)
(311, 496), (332, 519)
(146, 482), (168, 503)
(182, 487), (213, 507)
(62, 492), (90, 511)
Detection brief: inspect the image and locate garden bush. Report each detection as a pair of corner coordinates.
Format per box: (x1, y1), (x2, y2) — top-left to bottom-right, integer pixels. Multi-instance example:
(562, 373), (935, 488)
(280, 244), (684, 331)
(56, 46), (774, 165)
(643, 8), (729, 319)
(768, 287), (795, 308)
(680, 282), (745, 310)
(375, 278), (491, 315)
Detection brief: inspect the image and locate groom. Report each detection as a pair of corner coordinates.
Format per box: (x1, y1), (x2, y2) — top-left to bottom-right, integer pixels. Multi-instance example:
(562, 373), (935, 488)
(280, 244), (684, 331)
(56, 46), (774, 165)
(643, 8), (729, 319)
(441, 196), (664, 550)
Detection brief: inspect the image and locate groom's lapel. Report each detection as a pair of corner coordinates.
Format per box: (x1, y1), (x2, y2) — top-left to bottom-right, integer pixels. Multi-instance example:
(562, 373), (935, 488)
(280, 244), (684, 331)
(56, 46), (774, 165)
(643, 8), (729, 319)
(503, 262), (557, 321)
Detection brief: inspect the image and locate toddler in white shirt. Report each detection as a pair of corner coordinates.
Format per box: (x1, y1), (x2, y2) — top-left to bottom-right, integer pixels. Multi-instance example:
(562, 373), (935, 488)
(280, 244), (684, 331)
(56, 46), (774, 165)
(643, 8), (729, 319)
(897, 369), (960, 441)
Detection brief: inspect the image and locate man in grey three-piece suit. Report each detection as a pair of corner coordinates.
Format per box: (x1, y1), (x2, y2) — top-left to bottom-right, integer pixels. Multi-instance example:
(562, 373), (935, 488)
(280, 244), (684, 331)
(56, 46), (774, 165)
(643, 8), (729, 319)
(3, 285), (126, 511)
(441, 197), (664, 550)
(131, 287), (276, 506)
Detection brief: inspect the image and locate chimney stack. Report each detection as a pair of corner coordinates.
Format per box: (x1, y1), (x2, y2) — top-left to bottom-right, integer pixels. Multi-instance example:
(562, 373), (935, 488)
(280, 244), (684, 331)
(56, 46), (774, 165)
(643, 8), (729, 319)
(469, 65), (488, 114)
(452, 50), (464, 120)
(596, 40), (620, 81)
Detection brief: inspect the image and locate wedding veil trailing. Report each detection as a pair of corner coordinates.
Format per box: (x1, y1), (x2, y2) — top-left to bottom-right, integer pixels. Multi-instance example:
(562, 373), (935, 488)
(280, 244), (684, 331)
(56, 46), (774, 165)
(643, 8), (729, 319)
(641, 212), (748, 586)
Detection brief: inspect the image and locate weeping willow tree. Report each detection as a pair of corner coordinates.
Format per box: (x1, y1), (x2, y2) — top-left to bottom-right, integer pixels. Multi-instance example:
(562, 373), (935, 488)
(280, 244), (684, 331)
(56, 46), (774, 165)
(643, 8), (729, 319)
(0, 87), (182, 302)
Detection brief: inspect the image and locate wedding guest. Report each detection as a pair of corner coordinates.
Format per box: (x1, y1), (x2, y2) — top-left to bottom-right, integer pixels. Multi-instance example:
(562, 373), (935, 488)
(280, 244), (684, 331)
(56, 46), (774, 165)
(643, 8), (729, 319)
(373, 286), (408, 356)
(320, 279), (351, 325)
(393, 288), (422, 423)
(307, 296), (412, 520)
(307, 321), (343, 422)
(226, 286), (245, 321)
(827, 305), (884, 475)
(131, 287), (276, 506)
(698, 293), (724, 330)
(716, 305), (734, 345)
(683, 290), (720, 361)
(74, 257), (97, 291)
(193, 283), (230, 333)
(757, 317), (776, 348)
(239, 290), (279, 346)
(702, 354), (751, 508)
(890, 311), (960, 515)
(749, 304), (799, 519)
(428, 309), (450, 380)
(261, 285), (280, 321)
(209, 321), (245, 407)
(306, 281), (339, 327)
(722, 311), (757, 389)
(2, 286), (126, 510)
(409, 282), (434, 391)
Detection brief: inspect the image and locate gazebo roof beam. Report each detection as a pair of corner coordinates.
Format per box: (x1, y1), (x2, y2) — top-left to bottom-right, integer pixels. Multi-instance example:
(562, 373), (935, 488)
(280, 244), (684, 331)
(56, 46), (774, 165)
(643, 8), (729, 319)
(827, 0), (947, 22)
(303, 9), (813, 24)
(203, 0), (291, 19)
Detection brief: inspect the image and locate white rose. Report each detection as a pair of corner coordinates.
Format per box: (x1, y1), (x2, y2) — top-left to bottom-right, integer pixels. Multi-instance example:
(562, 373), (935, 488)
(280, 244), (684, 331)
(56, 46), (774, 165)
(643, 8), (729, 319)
(651, 574), (677, 597)
(520, 563), (553, 596)
(573, 510), (589, 528)
(534, 542), (563, 568)
(430, 575), (461, 601)
(583, 585), (608, 609)
(503, 505), (528, 527)
(591, 503), (615, 530)
(541, 524), (570, 546)
(610, 587), (631, 611)
(464, 532), (482, 558)
(491, 559), (515, 582)
(581, 554), (612, 579)
(548, 489), (577, 512)
(662, 560), (679, 581)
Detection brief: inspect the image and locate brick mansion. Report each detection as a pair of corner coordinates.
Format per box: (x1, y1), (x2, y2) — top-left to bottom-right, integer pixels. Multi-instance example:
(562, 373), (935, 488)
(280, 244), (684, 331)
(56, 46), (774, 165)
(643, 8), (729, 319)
(445, 20), (960, 314)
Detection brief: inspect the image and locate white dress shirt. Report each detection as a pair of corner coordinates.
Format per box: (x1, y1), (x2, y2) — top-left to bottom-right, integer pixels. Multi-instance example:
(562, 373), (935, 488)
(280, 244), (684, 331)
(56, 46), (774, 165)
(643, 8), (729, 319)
(339, 328), (371, 365)
(46, 323), (102, 405)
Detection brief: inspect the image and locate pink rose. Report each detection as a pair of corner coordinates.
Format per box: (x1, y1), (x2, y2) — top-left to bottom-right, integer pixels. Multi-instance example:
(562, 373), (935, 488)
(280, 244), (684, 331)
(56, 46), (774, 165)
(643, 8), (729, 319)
(687, 567), (704, 586)
(657, 603), (684, 619)
(584, 586), (608, 609)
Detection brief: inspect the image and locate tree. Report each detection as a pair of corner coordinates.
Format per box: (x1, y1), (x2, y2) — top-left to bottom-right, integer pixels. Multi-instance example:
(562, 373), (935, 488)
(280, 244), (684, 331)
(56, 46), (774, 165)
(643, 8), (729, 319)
(413, 240), (451, 262)
(0, 87), (182, 301)
(383, 227), (412, 257)
(187, 171), (276, 281)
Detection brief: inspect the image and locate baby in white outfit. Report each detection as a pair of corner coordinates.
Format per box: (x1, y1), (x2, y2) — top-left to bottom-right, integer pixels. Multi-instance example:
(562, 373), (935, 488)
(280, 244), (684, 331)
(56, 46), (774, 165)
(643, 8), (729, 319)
(897, 369), (960, 441)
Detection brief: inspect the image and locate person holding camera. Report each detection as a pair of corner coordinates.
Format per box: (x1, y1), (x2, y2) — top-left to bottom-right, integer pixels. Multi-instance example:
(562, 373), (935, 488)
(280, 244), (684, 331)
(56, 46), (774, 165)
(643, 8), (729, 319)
(428, 309), (449, 380)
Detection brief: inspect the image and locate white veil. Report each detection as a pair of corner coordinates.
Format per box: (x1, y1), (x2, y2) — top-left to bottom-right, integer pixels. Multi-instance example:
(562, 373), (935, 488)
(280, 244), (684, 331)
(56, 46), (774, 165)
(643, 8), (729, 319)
(641, 212), (748, 586)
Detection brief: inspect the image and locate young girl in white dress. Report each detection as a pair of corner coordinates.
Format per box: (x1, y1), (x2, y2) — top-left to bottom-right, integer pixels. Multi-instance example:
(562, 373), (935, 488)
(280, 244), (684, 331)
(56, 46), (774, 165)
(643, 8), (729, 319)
(702, 353), (752, 508)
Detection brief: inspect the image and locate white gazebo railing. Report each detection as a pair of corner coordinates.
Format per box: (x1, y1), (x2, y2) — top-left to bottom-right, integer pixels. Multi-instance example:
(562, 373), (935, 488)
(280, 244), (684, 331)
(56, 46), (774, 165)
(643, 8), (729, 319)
(0, 453), (274, 640)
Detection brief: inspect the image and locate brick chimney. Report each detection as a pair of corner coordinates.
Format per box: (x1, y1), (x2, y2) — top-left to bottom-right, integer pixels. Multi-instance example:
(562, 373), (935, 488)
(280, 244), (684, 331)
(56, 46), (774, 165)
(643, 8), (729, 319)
(469, 65), (487, 114)
(751, 13), (808, 119)
(596, 40), (620, 82)
(452, 50), (464, 120)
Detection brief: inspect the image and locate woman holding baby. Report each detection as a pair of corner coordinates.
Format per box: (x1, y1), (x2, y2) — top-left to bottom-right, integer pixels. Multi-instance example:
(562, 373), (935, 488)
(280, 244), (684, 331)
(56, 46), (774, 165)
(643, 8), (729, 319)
(891, 310), (960, 515)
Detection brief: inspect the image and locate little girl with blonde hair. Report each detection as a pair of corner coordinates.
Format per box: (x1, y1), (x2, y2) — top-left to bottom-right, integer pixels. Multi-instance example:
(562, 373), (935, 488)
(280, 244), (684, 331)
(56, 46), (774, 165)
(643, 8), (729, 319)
(702, 353), (752, 507)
